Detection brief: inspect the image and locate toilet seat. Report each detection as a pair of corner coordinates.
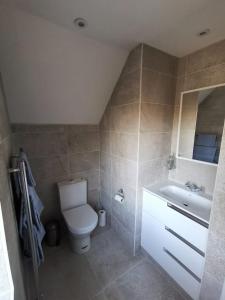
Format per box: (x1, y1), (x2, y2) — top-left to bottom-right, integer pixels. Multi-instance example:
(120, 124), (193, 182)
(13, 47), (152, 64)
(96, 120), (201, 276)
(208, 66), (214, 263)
(62, 204), (98, 235)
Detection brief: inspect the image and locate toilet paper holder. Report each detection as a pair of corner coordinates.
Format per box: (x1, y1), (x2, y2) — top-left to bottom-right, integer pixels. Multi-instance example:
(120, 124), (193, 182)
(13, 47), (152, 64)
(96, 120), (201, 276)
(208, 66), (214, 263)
(114, 189), (125, 203)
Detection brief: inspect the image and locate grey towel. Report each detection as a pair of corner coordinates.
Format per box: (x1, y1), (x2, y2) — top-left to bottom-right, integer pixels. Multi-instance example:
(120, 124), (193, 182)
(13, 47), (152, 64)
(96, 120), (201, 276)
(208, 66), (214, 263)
(15, 149), (45, 265)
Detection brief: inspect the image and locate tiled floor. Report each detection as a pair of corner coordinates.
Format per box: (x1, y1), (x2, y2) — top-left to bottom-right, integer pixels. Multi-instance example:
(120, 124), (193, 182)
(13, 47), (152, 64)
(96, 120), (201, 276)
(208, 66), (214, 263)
(39, 228), (188, 300)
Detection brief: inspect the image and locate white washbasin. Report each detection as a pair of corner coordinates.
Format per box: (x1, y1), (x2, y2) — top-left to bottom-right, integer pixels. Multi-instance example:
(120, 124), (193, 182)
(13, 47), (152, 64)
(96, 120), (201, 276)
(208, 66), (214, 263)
(159, 184), (211, 222)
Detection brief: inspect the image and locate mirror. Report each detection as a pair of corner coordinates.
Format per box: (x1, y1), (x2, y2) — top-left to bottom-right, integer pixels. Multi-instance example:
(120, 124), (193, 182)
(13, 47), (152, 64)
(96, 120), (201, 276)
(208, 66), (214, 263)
(178, 85), (225, 164)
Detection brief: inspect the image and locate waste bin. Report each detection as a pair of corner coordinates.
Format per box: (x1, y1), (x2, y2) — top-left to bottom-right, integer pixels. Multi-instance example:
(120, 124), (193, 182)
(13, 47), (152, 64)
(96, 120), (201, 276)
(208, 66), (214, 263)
(45, 220), (60, 247)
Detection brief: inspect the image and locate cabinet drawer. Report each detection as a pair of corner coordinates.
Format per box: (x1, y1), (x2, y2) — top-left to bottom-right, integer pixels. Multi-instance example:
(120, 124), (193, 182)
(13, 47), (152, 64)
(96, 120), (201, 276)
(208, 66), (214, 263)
(143, 190), (167, 223)
(162, 248), (201, 300)
(141, 211), (164, 265)
(164, 226), (205, 279)
(166, 203), (208, 253)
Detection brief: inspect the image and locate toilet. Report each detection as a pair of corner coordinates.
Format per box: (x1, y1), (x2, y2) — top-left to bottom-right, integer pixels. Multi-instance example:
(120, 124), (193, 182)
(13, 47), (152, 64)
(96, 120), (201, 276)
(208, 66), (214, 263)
(57, 178), (98, 254)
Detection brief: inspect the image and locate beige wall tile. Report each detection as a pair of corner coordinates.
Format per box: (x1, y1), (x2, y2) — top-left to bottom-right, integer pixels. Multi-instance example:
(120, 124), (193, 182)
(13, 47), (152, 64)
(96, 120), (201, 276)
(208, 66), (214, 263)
(140, 103), (173, 133)
(100, 107), (111, 131)
(200, 271), (222, 300)
(143, 44), (177, 76)
(100, 189), (112, 215)
(0, 84), (10, 141)
(70, 169), (100, 191)
(142, 69), (175, 105)
(100, 151), (111, 173)
(99, 45), (142, 253)
(36, 180), (61, 223)
(169, 159), (217, 195)
(174, 76), (185, 106)
(12, 131), (67, 158)
(184, 63), (225, 91)
(112, 201), (135, 234)
(139, 132), (171, 162)
(68, 128), (99, 153)
(204, 231), (225, 283)
(111, 132), (138, 161)
(88, 189), (100, 210)
(111, 155), (137, 189)
(100, 169), (111, 197)
(30, 155), (70, 182)
(110, 70), (140, 106)
(111, 215), (134, 252)
(139, 157), (168, 187)
(110, 103), (140, 133)
(100, 130), (111, 154)
(209, 191), (225, 238)
(111, 178), (136, 215)
(69, 151), (99, 173)
(120, 45), (142, 76)
(11, 124), (65, 133)
(176, 57), (187, 77)
(186, 39), (225, 75)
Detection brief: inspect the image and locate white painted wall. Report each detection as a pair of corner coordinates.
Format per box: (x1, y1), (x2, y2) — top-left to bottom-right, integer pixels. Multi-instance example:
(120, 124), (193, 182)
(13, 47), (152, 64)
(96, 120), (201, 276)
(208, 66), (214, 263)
(0, 203), (14, 300)
(0, 5), (128, 124)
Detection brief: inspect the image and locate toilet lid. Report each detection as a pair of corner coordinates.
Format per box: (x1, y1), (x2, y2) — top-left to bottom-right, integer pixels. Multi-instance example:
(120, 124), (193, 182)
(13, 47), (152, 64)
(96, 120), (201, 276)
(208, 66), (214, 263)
(62, 204), (98, 235)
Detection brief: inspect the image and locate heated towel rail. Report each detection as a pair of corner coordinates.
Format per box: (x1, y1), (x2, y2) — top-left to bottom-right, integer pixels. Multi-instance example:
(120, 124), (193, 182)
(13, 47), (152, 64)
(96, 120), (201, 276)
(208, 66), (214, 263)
(9, 160), (42, 300)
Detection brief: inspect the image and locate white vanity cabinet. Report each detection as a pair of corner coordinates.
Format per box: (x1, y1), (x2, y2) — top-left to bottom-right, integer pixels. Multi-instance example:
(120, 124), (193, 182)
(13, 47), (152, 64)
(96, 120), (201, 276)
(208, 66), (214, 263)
(141, 189), (209, 300)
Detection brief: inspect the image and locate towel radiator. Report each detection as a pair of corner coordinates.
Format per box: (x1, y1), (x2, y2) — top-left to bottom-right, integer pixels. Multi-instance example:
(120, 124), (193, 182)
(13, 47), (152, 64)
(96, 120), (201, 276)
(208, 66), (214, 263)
(9, 159), (42, 300)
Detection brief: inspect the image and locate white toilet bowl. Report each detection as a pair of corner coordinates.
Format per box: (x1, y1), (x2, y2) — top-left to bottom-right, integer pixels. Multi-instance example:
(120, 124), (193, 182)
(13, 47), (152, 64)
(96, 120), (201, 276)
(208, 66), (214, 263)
(58, 178), (98, 254)
(63, 204), (98, 254)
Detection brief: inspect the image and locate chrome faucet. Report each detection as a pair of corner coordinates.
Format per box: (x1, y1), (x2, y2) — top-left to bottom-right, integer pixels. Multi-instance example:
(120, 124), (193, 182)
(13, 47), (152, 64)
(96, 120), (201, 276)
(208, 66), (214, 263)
(185, 181), (203, 192)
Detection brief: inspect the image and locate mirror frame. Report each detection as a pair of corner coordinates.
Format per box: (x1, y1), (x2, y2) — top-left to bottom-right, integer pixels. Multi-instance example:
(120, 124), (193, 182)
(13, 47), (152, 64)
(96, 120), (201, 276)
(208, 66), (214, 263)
(176, 82), (225, 167)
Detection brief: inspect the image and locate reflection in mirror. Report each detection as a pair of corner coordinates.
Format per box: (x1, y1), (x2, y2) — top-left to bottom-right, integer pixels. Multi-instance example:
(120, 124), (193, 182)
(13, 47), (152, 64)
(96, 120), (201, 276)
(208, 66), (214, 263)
(178, 85), (225, 164)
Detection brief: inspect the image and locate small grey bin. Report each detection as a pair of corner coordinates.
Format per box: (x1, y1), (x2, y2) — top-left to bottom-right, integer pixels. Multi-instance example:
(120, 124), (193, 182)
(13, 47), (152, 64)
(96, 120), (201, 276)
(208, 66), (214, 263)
(45, 220), (60, 247)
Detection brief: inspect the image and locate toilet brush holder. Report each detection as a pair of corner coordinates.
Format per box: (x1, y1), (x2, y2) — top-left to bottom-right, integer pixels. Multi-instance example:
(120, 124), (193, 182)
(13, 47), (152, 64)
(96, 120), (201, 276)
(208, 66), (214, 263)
(98, 210), (106, 227)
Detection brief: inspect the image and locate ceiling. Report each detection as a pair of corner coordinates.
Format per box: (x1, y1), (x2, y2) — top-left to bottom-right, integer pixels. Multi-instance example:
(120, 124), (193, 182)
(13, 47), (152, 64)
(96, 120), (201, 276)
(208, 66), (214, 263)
(3, 0), (225, 57)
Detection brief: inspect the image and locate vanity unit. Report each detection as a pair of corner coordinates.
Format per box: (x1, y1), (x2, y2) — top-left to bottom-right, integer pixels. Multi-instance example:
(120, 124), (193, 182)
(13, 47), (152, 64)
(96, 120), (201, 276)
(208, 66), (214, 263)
(141, 181), (212, 300)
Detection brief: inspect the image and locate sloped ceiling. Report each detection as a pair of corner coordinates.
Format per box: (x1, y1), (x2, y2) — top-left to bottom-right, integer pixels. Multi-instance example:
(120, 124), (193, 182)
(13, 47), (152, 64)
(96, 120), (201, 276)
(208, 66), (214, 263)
(2, 0), (225, 57)
(0, 6), (128, 124)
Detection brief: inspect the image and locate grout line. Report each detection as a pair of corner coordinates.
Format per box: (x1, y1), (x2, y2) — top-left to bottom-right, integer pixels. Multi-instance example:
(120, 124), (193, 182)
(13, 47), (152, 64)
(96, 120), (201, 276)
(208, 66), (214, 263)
(142, 66), (177, 78)
(183, 61), (225, 77)
(133, 43), (143, 256)
(93, 256), (146, 298)
(141, 101), (174, 107)
(110, 101), (140, 108)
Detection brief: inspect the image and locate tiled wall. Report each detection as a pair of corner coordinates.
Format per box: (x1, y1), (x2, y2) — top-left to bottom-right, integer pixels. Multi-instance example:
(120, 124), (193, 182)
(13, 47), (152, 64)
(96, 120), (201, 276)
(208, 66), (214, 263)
(0, 78), (26, 300)
(99, 44), (177, 253)
(135, 44), (177, 250)
(201, 126), (225, 299)
(12, 124), (100, 223)
(99, 45), (142, 252)
(169, 39), (225, 299)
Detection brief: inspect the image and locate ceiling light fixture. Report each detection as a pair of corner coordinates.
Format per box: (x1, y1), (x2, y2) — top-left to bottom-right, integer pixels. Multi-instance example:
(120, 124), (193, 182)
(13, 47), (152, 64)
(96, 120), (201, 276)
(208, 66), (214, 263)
(73, 18), (88, 29)
(197, 28), (210, 37)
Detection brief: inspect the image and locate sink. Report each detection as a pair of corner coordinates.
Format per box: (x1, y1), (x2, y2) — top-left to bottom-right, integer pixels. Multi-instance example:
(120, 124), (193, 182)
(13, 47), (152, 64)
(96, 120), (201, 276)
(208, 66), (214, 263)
(159, 184), (211, 222)
(145, 181), (212, 223)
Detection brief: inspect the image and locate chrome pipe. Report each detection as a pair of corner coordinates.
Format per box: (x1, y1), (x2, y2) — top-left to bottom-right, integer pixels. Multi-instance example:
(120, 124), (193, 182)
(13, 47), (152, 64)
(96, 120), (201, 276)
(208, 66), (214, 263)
(19, 161), (41, 300)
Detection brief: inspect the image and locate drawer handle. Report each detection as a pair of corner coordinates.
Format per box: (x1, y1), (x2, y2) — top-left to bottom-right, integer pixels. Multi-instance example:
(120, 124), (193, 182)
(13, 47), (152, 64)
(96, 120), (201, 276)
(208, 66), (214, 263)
(165, 226), (205, 257)
(163, 247), (201, 283)
(167, 203), (209, 228)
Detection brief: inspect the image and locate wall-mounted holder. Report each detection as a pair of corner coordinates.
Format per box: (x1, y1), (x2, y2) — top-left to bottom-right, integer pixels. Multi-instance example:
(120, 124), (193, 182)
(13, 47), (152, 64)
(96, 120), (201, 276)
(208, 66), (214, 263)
(113, 189), (125, 203)
(167, 153), (176, 170)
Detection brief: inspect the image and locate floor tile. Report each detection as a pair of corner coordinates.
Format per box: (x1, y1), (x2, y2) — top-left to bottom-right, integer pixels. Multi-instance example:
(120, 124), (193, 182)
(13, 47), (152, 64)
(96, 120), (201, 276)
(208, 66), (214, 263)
(39, 239), (100, 300)
(85, 229), (143, 287)
(38, 228), (187, 300)
(101, 259), (186, 300)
